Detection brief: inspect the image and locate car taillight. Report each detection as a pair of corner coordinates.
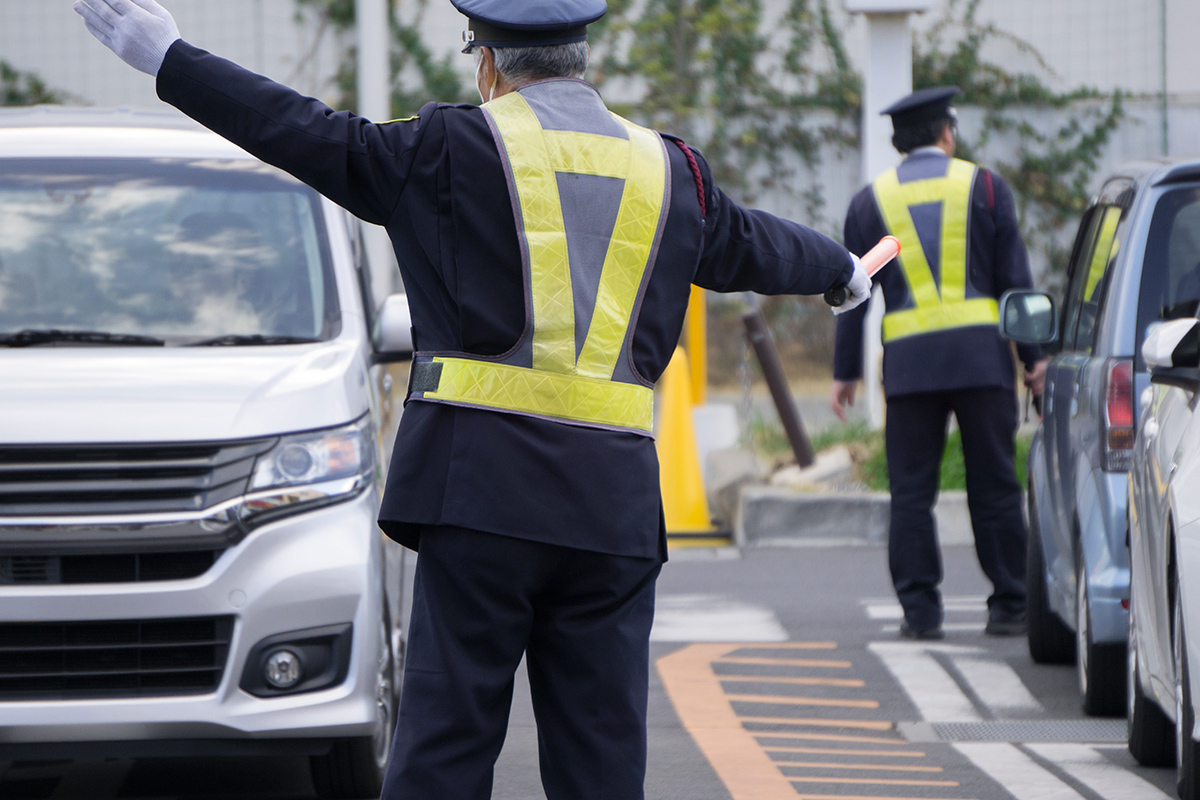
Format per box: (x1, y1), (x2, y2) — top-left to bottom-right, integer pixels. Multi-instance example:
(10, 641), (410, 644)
(1102, 358), (1134, 471)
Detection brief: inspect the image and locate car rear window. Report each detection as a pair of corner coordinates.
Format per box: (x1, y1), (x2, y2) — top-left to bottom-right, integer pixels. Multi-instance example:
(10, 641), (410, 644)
(1137, 186), (1200, 367)
(0, 158), (339, 344)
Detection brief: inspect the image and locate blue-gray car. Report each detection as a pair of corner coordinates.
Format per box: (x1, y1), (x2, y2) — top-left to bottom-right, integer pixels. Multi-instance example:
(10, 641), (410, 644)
(1001, 157), (1200, 716)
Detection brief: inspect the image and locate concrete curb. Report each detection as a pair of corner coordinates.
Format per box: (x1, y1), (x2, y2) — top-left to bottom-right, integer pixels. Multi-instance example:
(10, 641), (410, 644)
(736, 487), (974, 548)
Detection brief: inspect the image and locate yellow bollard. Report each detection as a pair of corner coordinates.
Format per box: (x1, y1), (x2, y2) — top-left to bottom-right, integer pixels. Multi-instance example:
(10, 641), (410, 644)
(656, 347), (716, 534)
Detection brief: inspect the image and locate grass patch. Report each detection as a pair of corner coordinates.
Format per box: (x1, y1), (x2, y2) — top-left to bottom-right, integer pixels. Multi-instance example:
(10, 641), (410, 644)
(757, 418), (1031, 491)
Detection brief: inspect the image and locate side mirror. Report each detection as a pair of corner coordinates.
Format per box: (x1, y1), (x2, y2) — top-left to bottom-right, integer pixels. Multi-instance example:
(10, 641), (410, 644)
(372, 294), (413, 362)
(1144, 317), (1200, 392)
(999, 289), (1058, 345)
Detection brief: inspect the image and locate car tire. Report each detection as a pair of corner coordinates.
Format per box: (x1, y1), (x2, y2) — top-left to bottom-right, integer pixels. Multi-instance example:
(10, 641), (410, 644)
(1026, 492), (1074, 664)
(310, 616), (398, 800)
(1128, 591), (1174, 766)
(1176, 578), (1200, 800)
(1077, 547), (1126, 716)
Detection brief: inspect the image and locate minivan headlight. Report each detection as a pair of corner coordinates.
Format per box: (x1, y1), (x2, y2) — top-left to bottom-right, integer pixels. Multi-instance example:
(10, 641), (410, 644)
(241, 418), (374, 524)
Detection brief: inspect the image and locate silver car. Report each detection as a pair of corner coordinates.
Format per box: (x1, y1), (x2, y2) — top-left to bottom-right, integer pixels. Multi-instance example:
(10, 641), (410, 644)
(0, 107), (413, 798)
(1001, 158), (1200, 717)
(1128, 306), (1200, 799)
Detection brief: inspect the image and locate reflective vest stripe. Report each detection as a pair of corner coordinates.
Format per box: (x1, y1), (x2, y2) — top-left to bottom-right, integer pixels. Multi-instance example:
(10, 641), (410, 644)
(416, 90), (666, 435)
(873, 158), (987, 342)
(543, 130), (629, 178)
(576, 117), (666, 380)
(486, 94), (577, 374)
(881, 297), (999, 342)
(425, 357), (654, 433)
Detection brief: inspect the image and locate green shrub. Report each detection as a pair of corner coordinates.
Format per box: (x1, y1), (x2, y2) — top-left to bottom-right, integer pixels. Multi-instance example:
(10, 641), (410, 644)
(853, 426), (1031, 491)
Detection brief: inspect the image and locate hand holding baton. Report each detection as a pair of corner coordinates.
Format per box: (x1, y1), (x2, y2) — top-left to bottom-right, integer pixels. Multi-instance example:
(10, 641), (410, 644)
(824, 235), (901, 307)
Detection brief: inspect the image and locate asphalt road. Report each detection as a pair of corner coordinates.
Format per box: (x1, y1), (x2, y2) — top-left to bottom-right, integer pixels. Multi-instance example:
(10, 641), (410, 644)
(1, 543), (1177, 799)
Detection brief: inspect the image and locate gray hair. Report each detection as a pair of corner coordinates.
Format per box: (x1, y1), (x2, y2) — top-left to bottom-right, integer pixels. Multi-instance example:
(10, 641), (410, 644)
(485, 42), (590, 85)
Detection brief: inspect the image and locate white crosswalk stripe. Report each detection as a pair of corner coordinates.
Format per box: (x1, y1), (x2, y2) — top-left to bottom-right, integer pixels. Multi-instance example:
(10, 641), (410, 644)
(650, 594), (788, 642)
(869, 641), (983, 721)
(953, 655), (1043, 714)
(954, 743), (1088, 800)
(1026, 744), (1175, 800)
(866, 594), (1045, 720)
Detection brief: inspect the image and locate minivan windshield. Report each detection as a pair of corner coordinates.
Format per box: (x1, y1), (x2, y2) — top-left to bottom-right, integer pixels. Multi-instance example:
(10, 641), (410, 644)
(0, 158), (339, 346)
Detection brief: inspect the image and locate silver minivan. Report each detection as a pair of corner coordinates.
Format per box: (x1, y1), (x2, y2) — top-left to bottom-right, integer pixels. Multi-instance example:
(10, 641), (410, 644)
(0, 107), (413, 798)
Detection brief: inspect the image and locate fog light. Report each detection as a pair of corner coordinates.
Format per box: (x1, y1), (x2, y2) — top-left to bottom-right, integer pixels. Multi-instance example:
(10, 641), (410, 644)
(264, 649), (302, 689)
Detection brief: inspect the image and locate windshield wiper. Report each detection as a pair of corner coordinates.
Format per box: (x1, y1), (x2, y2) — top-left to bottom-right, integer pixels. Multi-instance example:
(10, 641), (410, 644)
(0, 329), (166, 348)
(184, 334), (321, 347)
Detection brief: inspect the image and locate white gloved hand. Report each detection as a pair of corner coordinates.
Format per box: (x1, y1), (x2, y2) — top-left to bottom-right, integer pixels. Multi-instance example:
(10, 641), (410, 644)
(74, 0), (180, 77)
(832, 253), (871, 316)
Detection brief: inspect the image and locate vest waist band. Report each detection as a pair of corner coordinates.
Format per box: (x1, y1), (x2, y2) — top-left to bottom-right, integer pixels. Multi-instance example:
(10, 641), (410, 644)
(409, 356), (655, 435)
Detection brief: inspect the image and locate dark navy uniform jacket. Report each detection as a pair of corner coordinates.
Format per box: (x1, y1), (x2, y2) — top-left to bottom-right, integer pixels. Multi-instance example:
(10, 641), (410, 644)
(833, 149), (1041, 397)
(157, 41), (853, 560)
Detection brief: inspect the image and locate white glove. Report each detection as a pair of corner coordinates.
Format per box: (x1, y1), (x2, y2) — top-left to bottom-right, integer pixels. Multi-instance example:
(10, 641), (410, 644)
(832, 253), (871, 316)
(74, 0), (180, 77)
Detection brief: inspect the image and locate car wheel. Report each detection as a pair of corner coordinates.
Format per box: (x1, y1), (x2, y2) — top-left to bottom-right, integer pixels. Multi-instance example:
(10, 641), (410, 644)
(1077, 547), (1125, 716)
(311, 616), (397, 799)
(1128, 590), (1174, 766)
(1176, 578), (1200, 799)
(1026, 492), (1073, 664)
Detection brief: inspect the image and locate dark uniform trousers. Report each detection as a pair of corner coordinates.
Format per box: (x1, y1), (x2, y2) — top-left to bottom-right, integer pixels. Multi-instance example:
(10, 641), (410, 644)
(885, 388), (1027, 630)
(382, 525), (661, 800)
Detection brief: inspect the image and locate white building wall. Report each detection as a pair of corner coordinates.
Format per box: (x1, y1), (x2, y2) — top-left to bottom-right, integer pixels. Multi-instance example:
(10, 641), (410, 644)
(3, 0), (1198, 246)
(6, 2), (1193, 117)
(0, 0), (344, 109)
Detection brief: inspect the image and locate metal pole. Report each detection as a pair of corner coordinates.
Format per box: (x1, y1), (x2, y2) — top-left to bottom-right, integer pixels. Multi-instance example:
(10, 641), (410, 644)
(356, 0), (401, 300)
(356, 0), (390, 121)
(1161, 0), (1170, 156)
(741, 307), (814, 469)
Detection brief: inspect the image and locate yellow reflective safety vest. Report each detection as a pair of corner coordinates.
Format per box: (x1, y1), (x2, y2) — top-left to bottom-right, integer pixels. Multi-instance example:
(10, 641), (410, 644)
(407, 82), (670, 436)
(873, 158), (999, 342)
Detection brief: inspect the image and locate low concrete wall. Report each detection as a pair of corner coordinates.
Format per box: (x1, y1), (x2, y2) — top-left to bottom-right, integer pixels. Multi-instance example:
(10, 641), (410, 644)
(737, 488), (974, 548)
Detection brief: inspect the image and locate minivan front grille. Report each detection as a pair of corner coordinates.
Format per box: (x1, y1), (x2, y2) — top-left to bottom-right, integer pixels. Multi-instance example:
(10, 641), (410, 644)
(0, 616), (235, 700)
(0, 439), (276, 516)
(0, 550), (222, 584)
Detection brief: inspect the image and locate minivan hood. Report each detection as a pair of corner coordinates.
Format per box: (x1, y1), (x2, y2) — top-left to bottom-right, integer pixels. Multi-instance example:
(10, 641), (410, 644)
(0, 342), (370, 444)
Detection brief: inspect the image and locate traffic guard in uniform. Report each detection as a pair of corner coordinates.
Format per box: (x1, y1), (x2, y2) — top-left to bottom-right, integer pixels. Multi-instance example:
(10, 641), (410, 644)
(75, 0), (871, 797)
(831, 87), (1046, 641)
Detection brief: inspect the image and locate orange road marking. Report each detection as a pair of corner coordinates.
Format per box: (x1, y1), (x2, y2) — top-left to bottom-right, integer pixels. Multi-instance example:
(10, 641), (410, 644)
(752, 731), (906, 745)
(739, 716), (893, 730)
(789, 777), (959, 787)
(717, 656), (852, 669)
(727, 693), (880, 709)
(658, 643), (817, 799)
(773, 761), (943, 773)
(719, 675), (866, 688)
(764, 746), (925, 758)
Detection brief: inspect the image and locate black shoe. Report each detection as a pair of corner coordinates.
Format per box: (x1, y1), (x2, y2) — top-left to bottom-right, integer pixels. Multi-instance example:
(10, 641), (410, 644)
(985, 614), (1027, 636)
(899, 621), (945, 640)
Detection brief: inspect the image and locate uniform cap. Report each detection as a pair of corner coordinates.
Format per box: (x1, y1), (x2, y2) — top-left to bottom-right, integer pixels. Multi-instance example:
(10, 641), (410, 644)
(453, 0), (608, 53)
(880, 86), (960, 127)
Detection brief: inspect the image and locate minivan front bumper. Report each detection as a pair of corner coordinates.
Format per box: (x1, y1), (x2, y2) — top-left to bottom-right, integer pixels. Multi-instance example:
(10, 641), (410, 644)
(0, 490), (386, 754)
